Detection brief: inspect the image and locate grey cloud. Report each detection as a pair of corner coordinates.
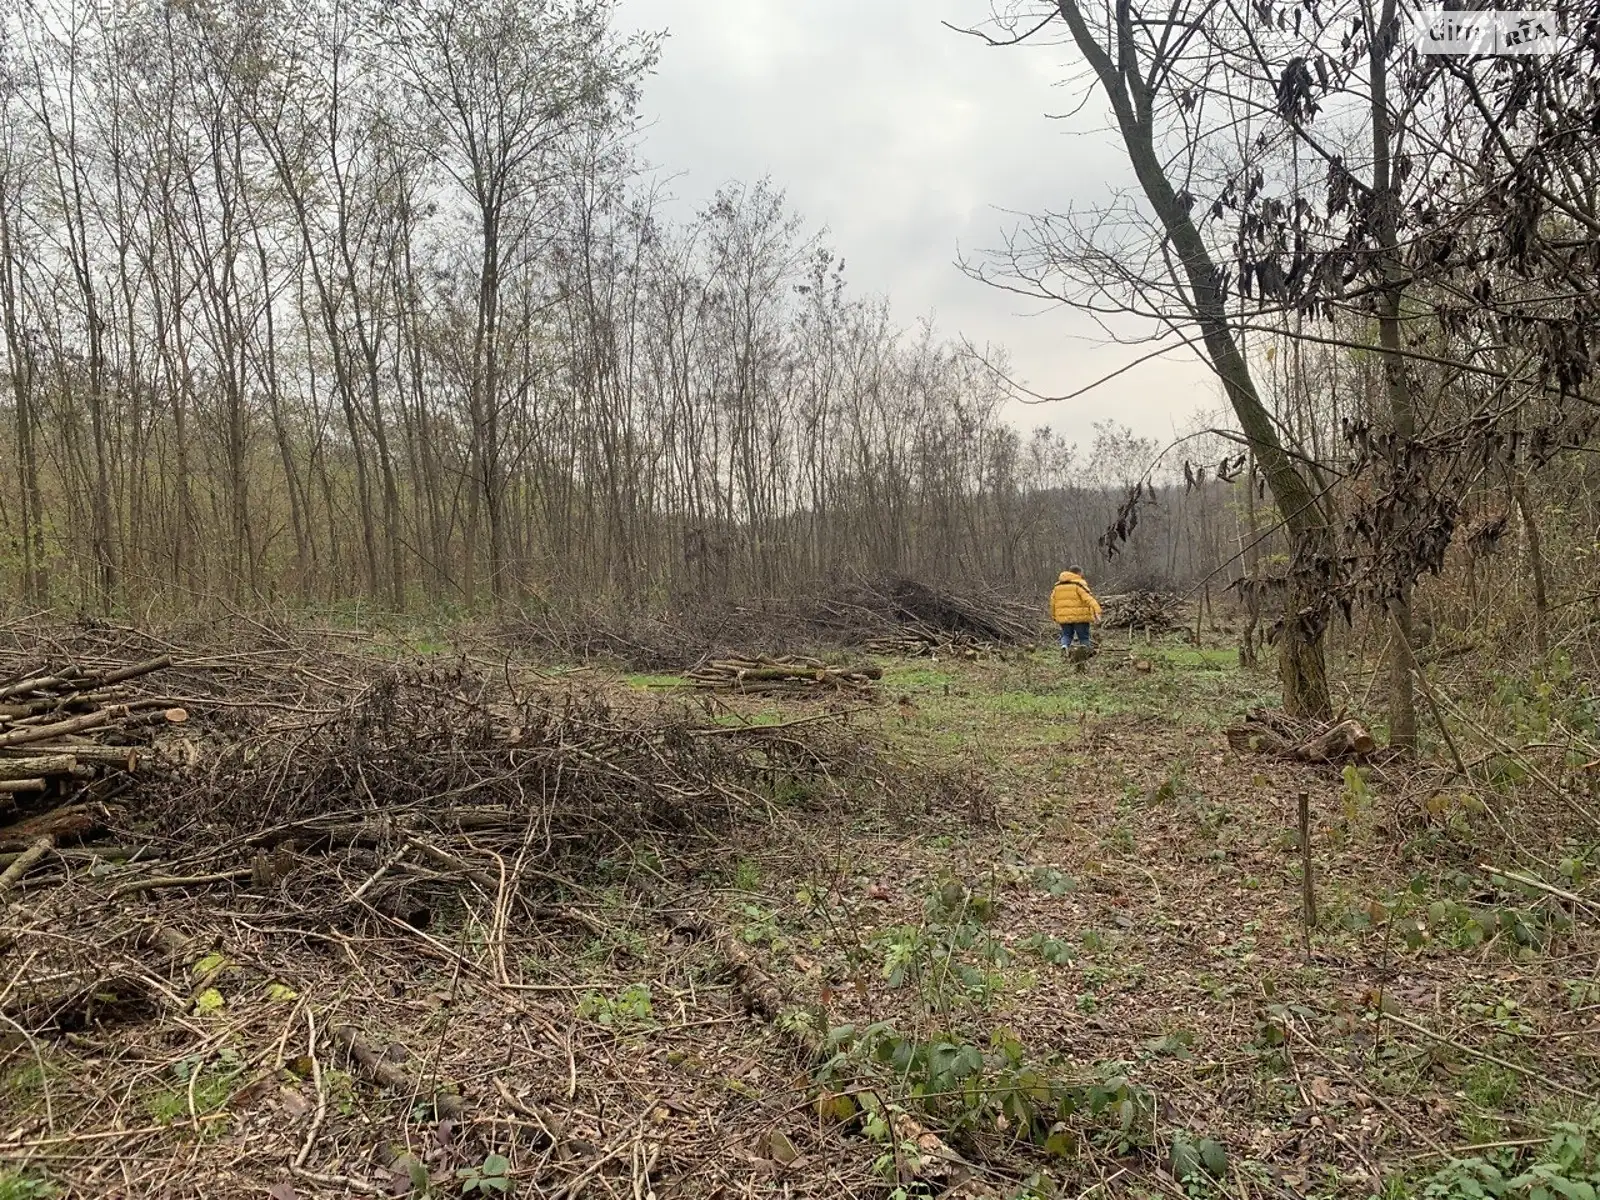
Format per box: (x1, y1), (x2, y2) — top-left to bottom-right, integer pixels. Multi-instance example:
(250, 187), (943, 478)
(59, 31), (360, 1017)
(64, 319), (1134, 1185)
(618, 0), (1218, 444)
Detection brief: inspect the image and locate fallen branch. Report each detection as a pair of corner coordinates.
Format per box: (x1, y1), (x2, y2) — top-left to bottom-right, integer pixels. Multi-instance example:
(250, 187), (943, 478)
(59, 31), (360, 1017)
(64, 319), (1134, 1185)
(331, 1023), (466, 1120)
(673, 913), (999, 1197)
(0, 836), (51, 899)
(1480, 863), (1600, 921)
(685, 655), (881, 697)
(0, 706), (127, 749)
(688, 707), (870, 737)
(0, 667), (85, 702)
(109, 867), (254, 901)
(0, 844), (156, 870)
(1225, 713), (1375, 763)
(1, 805), (103, 849)
(1382, 1012), (1594, 1100)
(0, 755), (84, 782)
(0, 744), (140, 768)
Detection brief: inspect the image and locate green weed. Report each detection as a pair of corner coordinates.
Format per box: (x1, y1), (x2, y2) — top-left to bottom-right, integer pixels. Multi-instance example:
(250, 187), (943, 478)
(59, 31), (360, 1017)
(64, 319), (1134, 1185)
(625, 673), (688, 689)
(1462, 1062), (1522, 1110)
(1, 1061), (58, 1108)
(814, 1021), (1155, 1154)
(1148, 646), (1238, 671)
(0, 1171), (60, 1200)
(1423, 1114), (1600, 1200)
(146, 1049), (243, 1126)
(732, 858), (762, 892)
(880, 667), (959, 690)
(576, 983), (655, 1029)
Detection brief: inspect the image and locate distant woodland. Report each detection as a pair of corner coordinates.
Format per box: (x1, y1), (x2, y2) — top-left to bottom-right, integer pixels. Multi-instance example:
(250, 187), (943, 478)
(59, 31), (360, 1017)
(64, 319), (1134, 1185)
(2, 0), (1597, 723)
(0, 0), (1245, 616)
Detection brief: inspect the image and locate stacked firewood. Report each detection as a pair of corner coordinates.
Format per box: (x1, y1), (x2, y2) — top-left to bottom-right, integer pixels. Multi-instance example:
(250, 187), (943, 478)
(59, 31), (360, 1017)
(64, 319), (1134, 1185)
(1098, 591), (1179, 631)
(0, 655), (179, 848)
(685, 655), (882, 696)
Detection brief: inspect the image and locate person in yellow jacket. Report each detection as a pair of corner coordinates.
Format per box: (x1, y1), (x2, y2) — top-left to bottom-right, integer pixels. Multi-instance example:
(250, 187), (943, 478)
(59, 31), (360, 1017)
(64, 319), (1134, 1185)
(1049, 567), (1102, 652)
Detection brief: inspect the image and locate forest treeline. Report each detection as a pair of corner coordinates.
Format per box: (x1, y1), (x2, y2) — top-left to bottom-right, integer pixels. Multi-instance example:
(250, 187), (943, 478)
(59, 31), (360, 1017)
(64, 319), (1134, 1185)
(0, 0), (1245, 615)
(3, 0), (1597, 743)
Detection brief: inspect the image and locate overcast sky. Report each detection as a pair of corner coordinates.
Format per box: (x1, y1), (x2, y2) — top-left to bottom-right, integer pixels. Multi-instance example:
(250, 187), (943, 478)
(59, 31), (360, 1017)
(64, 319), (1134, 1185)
(614, 0), (1220, 445)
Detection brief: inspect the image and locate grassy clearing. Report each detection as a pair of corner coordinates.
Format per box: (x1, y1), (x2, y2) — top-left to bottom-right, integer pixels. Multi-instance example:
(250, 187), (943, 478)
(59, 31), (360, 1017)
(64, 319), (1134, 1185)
(697, 632), (1600, 1196)
(6, 623), (1596, 1198)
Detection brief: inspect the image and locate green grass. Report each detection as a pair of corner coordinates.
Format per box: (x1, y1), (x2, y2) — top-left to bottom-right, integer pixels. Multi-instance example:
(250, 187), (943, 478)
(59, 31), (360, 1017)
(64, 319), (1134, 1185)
(2, 1061), (58, 1107)
(732, 858), (762, 891)
(0, 1171), (60, 1200)
(878, 644), (1264, 762)
(984, 688), (1129, 718)
(145, 1054), (243, 1126)
(700, 709), (787, 728)
(1146, 645), (1239, 670)
(880, 665), (959, 689)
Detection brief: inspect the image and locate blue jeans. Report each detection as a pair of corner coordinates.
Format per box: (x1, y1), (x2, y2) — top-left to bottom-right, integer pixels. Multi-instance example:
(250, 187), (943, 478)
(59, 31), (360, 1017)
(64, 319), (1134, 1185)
(1060, 623), (1091, 649)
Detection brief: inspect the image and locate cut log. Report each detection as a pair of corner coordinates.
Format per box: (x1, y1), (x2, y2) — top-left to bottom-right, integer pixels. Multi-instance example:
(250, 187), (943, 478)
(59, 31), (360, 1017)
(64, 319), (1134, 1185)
(0, 836), (52, 898)
(0, 843), (156, 870)
(684, 655), (881, 695)
(0, 743), (139, 768)
(1225, 716), (1375, 763)
(0, 666), (85, 702)
(77, 655), (174, 690)
(0, 706), (128, 749)
(0, 804), (103, 849)
(332, 1024), (466, 1120)
(1294, 719), (1376, 763)
(0, 754), (84, 782)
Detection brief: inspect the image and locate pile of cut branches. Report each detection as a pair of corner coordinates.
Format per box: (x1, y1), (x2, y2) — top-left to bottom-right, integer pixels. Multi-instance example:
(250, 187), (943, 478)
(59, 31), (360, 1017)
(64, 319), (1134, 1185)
(0, 628), (881, 906)
(807, 577), (1039, 653)
(0, 626), (915, 1198)
(505, 604), (703, 673)
(505, 577), (1042, 669)
(0, 653), (180, 858)
(3, 648), (878, 1018)
(862, 631), (999, 659)
(685, 654), (882, 697)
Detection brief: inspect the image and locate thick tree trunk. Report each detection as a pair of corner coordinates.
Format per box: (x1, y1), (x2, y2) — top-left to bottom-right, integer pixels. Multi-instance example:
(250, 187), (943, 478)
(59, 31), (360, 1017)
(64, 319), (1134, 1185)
(1280, 576), (1333, 720)
(1054, 0), (1333, 718)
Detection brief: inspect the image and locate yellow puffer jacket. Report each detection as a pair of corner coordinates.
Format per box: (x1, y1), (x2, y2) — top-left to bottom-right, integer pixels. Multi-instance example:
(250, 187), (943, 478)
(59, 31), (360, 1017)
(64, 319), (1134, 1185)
(1049, 572), (1102, 624)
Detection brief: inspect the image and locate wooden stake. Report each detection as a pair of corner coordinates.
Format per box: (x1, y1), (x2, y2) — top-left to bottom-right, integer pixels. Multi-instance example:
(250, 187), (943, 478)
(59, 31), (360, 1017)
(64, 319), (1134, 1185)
(1298, 791), (1316, 954)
